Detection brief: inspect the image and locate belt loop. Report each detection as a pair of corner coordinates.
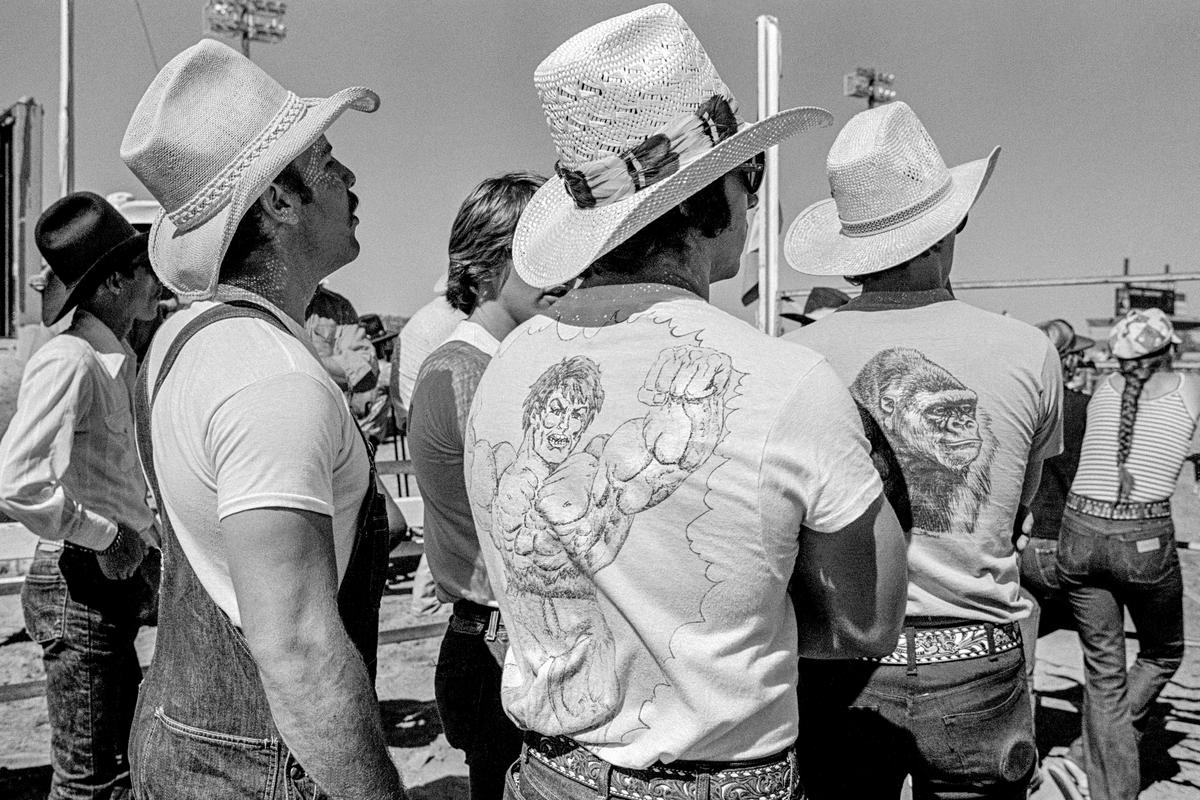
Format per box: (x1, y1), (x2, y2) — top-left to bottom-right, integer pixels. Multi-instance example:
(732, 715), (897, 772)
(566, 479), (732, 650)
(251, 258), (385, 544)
(486, 609), (500, 642)
(985, 622), (998, 662)
(696, 772), (711, 800)
(596, 761), (613, 800)
(904, 626), (917, 676)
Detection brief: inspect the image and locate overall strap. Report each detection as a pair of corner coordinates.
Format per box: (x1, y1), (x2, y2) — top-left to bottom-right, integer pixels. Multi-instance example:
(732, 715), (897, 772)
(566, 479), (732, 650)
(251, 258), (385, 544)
(136, 301), (289, 503)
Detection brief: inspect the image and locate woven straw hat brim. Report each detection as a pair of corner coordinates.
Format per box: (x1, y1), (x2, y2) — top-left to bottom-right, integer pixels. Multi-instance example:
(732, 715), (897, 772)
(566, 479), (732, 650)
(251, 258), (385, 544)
(149, 86), (379, 300)
(785, 146), (1000, 277)
(513, 106), (833, 289)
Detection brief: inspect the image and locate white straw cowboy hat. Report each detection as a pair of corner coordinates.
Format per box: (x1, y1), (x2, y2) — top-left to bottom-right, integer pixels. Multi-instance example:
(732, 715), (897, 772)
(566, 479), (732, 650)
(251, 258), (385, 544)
(513, 3), (833, 288)
(120, 38), (379, 300)
(785, 101), (999, 277)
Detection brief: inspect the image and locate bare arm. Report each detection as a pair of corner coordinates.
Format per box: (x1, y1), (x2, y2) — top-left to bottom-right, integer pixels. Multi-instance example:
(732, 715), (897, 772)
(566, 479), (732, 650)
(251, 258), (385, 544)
(791, 493), (908, 659)
(224, 507), (404, 800)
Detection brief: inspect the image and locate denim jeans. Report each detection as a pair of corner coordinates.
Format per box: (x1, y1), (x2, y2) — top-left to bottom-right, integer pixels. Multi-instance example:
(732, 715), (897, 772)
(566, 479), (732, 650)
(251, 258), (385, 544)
(796, 647), (1036, 800)
(1056, 509), (1183, 800)
(435, 612), (523, 800)
(22, 542), (158, 800)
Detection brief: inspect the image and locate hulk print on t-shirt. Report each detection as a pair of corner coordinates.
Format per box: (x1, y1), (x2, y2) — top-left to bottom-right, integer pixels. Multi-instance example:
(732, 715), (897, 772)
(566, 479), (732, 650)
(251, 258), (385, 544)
(468, 345), (733, 734)
(851, 347), (996, 536)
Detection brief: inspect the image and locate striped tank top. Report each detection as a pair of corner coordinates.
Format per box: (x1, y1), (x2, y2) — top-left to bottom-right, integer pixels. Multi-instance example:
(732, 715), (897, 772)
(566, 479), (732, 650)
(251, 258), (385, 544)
(1071, 375), (1198, 503)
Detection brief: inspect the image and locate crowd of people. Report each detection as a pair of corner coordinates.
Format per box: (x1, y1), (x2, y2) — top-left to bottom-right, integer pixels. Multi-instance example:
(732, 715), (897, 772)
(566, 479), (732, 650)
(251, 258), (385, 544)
(0, 4), (1196, 800)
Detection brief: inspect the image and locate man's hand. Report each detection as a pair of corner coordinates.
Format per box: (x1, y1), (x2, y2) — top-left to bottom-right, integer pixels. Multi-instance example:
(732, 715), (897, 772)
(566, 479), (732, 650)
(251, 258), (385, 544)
(638, 347), (731, 406)
(96, 524), (147, 580)
(1012, 505), (1033, 553)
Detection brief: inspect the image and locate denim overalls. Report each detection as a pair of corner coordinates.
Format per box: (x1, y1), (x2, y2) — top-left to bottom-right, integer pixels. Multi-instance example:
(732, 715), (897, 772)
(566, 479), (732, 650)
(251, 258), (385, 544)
(129, 302), (390, 799)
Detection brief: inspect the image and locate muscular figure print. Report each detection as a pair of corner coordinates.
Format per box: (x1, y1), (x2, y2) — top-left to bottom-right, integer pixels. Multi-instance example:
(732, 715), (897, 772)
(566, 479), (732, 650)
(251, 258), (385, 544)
(851, 347), (996, 535)
(469, 346), (733, 734)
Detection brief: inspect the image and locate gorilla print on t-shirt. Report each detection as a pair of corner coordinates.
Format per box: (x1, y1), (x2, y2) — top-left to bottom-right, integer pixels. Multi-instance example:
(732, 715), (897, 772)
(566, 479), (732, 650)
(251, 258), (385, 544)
(850, 347), (996, 536)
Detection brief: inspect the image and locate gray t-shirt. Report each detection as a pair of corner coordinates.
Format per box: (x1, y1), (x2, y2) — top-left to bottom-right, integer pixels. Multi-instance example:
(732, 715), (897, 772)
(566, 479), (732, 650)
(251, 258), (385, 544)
(788, 291), (1062, 623)
(407, 320), (498, 606)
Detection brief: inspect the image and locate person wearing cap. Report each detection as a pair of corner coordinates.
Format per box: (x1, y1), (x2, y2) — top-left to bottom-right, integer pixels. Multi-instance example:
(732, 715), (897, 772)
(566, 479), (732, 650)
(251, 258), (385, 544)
(409, 172), (569, 800)
(1056, 308), (1200, 800)
(784, 102), (1063, 799)
(120, 40), (402, 799)
(1020, 321), (1093, 658)
(306, 282), (380, 394)
(352, 313), (400, 445)
(0, 192), (162, 799)
(462, 7), (908, 799)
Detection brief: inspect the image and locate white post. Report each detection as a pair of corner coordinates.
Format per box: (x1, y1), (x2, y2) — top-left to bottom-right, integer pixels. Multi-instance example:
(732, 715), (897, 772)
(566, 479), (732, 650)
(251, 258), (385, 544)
(59, 0), (74, 197)
(756, 15), (781, 336)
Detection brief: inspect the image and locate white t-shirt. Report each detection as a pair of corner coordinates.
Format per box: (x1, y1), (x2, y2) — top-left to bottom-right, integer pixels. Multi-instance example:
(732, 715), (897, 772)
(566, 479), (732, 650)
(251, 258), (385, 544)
(788, 291), (1063, 623)
(144, 288), (369, 628)
(464, 284), (880, 768)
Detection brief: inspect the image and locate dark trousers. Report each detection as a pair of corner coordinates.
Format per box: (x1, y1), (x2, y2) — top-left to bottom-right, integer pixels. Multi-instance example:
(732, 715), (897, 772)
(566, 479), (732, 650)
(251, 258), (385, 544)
(797, 647), (1035, 800)
(21, 543), (155, 800)
(435, 609), (523, 800)
(1056, 510), (1184, 800)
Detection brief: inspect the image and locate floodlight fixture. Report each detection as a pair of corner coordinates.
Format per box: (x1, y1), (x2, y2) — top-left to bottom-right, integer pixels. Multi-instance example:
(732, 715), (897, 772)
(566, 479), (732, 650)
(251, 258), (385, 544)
(203, 1), (287, 59)
(843, 66), (898, 109)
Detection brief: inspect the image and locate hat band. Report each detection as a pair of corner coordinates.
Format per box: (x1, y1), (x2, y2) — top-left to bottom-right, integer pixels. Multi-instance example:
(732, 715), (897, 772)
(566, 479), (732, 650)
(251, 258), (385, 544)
(555, 94), (739, 210)
(167, 92), (308, 232)
(839, 175), (953, 238)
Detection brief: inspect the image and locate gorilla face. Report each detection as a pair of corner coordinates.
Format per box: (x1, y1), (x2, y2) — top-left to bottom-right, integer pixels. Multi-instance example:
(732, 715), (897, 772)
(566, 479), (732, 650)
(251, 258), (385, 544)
(918, 392), (982, 470)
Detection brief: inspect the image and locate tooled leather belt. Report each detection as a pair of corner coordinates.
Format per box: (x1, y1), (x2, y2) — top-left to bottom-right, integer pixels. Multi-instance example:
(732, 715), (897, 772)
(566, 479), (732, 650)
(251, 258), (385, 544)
(1066, 493), (1171, 521)
(868, 621), (1022, 669)
(522, 734), (797, 800)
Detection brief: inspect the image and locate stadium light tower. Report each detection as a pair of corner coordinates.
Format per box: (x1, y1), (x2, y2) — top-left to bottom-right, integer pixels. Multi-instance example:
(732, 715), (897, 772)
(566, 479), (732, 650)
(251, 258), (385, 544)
(844, 67), (897, 108)
(204, 1), (287, 59)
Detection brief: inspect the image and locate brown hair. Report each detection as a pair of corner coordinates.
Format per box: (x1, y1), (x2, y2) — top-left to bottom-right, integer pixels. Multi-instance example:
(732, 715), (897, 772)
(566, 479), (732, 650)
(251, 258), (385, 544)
(445, 172), (547, 314)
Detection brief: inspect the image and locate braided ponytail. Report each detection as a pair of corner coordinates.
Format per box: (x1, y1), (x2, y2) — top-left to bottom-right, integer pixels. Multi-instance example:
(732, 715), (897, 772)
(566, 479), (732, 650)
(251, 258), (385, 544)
(1115, 347), (1172, 501)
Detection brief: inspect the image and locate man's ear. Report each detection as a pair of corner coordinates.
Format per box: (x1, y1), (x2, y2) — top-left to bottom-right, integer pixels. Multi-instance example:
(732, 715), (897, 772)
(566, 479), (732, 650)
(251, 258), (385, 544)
(257, 180), (301, 226)
(98, 269), (128, 296)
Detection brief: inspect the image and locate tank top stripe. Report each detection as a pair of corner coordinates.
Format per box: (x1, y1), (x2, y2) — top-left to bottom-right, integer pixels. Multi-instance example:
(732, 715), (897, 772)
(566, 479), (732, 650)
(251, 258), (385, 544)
(1072, 376), (1197, 502)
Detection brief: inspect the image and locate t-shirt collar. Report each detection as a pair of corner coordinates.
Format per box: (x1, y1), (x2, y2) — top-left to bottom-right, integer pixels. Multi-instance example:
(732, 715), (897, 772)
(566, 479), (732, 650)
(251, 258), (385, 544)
(445, 319), (500, 357)
(544, 282), (702, 328)
(839, 287), (955, 313)
(213, 284), (317, 358)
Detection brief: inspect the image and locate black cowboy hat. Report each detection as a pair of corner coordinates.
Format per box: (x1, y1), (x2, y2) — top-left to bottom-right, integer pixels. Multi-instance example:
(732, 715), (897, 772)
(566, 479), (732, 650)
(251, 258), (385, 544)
(781, 285), (851, 326)
(35, 192), (149, 326)
(359, 313), (399, 346)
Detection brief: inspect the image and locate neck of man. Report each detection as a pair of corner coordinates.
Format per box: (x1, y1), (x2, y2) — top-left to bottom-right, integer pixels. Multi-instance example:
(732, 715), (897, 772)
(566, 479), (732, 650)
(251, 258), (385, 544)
(221, 245), (320, 325)
(469, 299), (518, 343)
(78, 295), (133, 341)
(580, 248), (711, 301)
(858, 252), (951, 295)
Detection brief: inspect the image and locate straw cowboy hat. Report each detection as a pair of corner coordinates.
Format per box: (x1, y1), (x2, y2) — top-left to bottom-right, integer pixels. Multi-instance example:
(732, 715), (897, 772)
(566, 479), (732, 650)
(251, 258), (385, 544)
(512, 3), (832, 288)
(785, 101), (999, 277)
(120, 38), (379, 301)
(35, 192), (149, 326)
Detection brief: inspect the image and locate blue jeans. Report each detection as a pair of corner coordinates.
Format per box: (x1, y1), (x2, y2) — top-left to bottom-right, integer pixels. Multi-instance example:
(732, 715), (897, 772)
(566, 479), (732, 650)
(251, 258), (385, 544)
(22, 543), (157, 800)
(797, 647), (1036, 799)
(1056, 510), (1183, 800)
(435, 610), (523, 800)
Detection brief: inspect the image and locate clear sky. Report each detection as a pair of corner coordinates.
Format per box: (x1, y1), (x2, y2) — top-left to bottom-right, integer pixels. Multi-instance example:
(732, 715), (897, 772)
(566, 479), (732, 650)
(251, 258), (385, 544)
(2, 1), (1197, 332)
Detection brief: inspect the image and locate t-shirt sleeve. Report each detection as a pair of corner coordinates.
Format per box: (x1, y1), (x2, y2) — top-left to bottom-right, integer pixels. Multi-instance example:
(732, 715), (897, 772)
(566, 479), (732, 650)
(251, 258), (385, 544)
(208, 371), (346, 520)
(760, 359), (882, 534)
(1031, 338), (1064, 462)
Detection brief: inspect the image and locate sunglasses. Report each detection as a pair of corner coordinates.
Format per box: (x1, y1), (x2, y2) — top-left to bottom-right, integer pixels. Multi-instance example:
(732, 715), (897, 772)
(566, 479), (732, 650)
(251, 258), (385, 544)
(737, 152), (766, 197)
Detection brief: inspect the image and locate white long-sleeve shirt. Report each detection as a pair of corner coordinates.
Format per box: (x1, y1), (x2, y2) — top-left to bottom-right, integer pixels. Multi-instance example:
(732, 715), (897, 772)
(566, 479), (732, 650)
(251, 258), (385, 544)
(0, 310), (155, 549)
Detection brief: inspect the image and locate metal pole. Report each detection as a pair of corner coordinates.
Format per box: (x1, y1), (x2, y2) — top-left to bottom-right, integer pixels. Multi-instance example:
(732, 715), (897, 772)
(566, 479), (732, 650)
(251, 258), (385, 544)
(756, 15), (780, 336)
(58, 0), (74, 196)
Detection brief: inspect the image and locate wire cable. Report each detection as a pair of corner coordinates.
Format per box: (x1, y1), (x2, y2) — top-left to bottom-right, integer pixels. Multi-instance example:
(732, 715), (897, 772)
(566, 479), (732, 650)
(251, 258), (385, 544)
(132, 0), (160, 72)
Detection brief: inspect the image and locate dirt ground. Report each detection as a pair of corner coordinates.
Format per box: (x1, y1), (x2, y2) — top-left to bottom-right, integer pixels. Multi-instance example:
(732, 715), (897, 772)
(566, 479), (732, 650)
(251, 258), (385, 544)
(6, 477), (1200, 798)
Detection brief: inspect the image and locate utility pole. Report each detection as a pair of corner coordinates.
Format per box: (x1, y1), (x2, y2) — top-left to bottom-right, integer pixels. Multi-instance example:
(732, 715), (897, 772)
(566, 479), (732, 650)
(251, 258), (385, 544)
(59, 0), (74, 196)
(756, 15), (781, 336)
(844, 67), (897, 108)
(203, 1), (287, 61)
